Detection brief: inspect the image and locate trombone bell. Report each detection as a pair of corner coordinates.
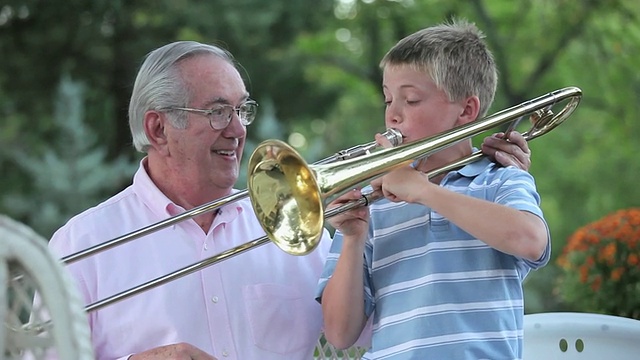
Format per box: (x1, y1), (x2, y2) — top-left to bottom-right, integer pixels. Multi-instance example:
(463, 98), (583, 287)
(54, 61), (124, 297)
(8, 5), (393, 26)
(248, 140), (324, 256)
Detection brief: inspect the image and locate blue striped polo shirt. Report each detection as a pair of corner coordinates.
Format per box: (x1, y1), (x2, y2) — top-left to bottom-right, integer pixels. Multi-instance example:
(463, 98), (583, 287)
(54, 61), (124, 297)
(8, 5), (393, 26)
(317, 157), (550, 360)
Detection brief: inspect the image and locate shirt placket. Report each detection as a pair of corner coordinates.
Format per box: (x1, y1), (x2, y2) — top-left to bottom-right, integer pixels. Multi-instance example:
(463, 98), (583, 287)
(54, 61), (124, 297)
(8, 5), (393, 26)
(200, 222), (238, 359)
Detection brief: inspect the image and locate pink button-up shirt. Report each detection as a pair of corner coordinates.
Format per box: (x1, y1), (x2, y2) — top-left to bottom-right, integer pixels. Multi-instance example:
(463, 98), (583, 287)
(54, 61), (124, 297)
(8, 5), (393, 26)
(49, 160), (331, 360)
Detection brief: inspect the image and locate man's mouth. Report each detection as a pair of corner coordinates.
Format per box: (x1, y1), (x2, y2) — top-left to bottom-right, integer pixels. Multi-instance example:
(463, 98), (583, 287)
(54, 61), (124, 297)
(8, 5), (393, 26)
(214, 150), (235, 156)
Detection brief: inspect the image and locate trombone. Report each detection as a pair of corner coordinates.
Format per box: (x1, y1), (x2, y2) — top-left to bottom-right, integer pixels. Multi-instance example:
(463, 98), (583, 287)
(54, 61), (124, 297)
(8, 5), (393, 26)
(247, 86), (582, 250)
(65, 86), (582, 313)
(60, 129), (403, 265)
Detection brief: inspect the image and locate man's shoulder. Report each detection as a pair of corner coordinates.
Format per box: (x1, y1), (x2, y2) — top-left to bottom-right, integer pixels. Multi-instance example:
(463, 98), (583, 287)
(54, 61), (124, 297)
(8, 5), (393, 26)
(49, 187), (139, 249)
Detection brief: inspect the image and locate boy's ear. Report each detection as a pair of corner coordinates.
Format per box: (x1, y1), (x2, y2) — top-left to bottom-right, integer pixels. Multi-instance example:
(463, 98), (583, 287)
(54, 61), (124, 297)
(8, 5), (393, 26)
(457, 95), (481, 125)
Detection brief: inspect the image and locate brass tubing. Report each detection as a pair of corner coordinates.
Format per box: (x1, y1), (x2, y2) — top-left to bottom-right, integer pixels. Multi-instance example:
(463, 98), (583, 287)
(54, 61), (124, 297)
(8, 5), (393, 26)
(247, 87), (582, 249)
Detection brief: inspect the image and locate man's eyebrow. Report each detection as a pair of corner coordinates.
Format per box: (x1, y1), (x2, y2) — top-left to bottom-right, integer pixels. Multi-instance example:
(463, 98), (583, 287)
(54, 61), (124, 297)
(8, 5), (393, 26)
(203, 94), (251, 107)
(382, 84), (420, 90)
(202, 97), (230, 107)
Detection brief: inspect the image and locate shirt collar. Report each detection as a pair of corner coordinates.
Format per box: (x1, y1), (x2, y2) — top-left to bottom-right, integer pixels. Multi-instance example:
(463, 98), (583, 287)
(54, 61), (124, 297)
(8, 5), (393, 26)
(456, 157), (495, 177)
(442, 149), (496, 183)
(133, 157), (175, 218)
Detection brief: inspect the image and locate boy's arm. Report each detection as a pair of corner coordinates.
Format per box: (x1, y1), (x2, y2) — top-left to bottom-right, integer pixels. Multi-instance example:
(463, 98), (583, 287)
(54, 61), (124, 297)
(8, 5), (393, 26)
(417, 182), (547, 261)
(375, 167), (548, 261)
(321, 233), (368, 349)
(320, 189), (370, 349)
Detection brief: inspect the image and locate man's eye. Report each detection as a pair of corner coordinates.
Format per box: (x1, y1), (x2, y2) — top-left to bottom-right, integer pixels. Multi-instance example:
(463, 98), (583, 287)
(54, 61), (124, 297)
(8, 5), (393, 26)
(210, 108), (226, 117)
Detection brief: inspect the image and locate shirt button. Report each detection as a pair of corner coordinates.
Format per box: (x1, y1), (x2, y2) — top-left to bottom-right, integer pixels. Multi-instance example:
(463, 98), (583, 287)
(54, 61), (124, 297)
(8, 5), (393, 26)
(222, 350), (229, 357)
(204, 244), (208, 250)
(211, 296), (219, 303)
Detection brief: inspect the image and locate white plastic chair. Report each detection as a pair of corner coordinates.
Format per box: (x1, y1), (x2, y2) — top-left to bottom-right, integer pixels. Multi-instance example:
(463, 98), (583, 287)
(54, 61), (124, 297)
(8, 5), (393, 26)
(524, 312), (640, 359)
(0, 215), (93, 359)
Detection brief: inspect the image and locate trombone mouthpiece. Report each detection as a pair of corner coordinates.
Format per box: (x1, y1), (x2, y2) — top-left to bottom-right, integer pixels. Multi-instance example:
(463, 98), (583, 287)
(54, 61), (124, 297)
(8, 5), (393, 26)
(384, 128), (403, 147)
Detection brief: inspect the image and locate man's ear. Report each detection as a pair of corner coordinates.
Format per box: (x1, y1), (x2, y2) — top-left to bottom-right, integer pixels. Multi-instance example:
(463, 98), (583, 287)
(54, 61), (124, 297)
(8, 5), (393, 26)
(144, 110), (169, 155)
(456, 95), (481, 126)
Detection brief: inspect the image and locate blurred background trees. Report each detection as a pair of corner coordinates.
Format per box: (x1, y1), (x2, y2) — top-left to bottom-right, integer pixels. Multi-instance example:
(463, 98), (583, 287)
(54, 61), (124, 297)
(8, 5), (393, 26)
(1, 0), (639, 314)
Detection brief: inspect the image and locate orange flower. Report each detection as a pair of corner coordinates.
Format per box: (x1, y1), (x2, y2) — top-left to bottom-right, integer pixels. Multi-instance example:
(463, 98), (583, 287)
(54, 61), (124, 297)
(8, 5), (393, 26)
(585, 256), (594, 267)
(599, 242), (617, 264)
(629, 253), (639, 266)
(579, 265), (589, 283)
(611, 268), (624, 281)
(557, 208), (640, 320)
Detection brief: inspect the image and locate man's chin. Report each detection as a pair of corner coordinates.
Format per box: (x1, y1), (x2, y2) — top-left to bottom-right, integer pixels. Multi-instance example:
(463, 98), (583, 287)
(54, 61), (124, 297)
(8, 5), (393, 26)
(216, 175), (240, 190)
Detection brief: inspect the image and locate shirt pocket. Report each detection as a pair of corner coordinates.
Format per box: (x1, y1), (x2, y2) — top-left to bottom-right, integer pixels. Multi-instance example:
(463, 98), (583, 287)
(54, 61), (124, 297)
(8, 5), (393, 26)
(242, 283), (323, 354)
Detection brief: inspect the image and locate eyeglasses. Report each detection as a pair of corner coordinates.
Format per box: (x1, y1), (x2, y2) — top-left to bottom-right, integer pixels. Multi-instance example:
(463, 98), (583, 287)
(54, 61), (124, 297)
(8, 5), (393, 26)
(166, 100), (258, 130)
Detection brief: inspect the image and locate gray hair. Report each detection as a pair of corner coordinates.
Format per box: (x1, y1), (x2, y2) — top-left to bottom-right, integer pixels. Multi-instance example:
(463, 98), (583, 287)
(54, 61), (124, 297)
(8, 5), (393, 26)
(379, 19), (498, 118)
(128, 41), (237, 153)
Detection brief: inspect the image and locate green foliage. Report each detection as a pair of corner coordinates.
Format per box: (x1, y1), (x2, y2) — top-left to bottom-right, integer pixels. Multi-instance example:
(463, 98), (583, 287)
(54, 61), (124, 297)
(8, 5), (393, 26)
(2, 75), (136, 238)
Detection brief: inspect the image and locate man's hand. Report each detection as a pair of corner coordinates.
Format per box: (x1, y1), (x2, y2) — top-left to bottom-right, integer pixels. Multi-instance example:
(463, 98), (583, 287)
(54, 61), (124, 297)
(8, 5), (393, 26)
(129, 343), (217, 360)
(481, 131), (531, 171)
